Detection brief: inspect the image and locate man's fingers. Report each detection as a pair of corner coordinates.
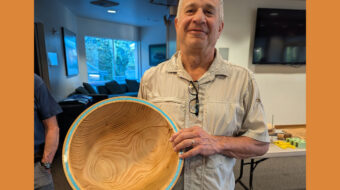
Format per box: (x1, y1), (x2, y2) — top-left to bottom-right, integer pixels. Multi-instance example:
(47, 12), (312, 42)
(172, 132), (197, 145)
(169, 132), (179, 142)
(171, 126), (219, 159)
(173, 138), (196, 152)
(169, 126), (199, 142)
(169, 130), (186, 142)
(179, 147), (201, 159)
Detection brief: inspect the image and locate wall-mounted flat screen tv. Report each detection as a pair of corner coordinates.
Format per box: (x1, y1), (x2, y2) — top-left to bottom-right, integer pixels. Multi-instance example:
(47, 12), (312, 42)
(253, 8), (306, 65)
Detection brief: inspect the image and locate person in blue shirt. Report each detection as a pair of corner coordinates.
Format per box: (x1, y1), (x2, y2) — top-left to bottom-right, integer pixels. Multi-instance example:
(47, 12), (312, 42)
(34, 74), (62, 190)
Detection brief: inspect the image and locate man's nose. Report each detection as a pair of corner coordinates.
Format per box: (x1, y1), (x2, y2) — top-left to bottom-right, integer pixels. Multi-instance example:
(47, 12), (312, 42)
(192, 9), (206, 24)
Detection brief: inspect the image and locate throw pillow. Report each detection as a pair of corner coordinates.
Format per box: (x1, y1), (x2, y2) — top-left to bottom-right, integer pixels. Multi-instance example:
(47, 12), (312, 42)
(83, 82), (97, 94)
(97, 86), (109, 94)
(120, 84), (128, 93)
(105, 80), (124, 94)
(75, 86), (89, 95)
(125, 79), (140, 92)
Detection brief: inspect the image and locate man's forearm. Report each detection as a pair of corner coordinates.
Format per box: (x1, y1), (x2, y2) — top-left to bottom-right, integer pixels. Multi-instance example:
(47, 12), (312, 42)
(215, 136), (269, 159)
(42, 116), (59, 163)
(170, 126), (269, 159)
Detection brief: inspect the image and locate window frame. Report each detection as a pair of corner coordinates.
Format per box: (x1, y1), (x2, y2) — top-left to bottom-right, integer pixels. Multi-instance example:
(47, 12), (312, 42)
(84, 35), (141, 85)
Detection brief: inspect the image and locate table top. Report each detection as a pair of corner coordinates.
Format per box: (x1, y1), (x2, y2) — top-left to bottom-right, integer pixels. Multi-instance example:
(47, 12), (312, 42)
(255, 143), (306, 159)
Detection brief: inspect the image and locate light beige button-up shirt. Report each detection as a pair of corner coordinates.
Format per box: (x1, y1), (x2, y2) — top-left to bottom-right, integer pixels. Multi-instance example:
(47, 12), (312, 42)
(138, 50), (269, 190)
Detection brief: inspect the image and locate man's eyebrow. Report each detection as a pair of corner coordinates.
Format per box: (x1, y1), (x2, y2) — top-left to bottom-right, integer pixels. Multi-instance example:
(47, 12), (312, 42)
(205, 4), (217, 11)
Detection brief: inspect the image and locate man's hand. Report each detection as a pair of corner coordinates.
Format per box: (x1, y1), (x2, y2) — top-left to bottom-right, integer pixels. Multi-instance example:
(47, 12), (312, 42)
(169, 126), (269, 159)
(169, 126), (221, 159)
(42, 116), (59, 164)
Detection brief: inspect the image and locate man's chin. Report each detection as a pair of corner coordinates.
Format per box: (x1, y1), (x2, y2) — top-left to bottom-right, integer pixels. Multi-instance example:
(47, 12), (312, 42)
(186, 40), (207, 49)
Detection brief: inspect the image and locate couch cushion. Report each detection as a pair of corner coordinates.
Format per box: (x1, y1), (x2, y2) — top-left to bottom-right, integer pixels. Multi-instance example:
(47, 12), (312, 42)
(83, 82), (97, 94)
(105, 80), (124, 94)
(75, 86), (89, 95)
(125, 79), (139, 92)
(120, 84), (128, 93)
(97, 86), (109, 94)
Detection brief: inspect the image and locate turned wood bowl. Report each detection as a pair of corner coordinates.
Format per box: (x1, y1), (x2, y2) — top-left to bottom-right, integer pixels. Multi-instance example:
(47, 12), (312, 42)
(63, 97), (183, 190)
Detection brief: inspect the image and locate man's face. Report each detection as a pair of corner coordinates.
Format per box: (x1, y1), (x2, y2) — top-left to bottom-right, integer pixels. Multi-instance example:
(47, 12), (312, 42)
(175, 0), (224, 51)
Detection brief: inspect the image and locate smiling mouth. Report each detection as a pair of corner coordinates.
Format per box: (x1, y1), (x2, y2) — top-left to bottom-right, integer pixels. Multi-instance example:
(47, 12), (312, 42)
(188, 29), (207, 34)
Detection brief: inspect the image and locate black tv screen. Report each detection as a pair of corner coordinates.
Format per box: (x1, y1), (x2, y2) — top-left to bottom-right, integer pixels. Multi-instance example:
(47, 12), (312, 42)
(253, 8), (306, 65)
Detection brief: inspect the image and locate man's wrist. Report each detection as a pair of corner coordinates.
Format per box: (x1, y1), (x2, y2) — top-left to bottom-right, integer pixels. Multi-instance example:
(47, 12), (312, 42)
(213, 136), (224, 154)
(215, 136), (232, 154)
(40, 161), (52, 169)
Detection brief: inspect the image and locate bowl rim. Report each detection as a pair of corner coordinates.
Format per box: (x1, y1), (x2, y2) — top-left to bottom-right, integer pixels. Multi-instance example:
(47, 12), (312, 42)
(62, 96), (183, 190)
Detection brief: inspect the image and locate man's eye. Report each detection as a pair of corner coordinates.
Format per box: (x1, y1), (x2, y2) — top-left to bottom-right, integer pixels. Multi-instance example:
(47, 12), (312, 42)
(186, 9), (194, 13)
(205, 10), (214, 15)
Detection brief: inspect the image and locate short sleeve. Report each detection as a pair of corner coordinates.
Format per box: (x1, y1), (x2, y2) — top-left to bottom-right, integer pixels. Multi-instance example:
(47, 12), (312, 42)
(35, 76), (63, 120)
(138, 72), (148, 100)
(241, 74), (270, 142)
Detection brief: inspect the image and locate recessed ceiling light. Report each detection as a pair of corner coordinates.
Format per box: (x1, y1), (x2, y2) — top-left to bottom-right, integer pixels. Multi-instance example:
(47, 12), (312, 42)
(107, 10), (117, 14)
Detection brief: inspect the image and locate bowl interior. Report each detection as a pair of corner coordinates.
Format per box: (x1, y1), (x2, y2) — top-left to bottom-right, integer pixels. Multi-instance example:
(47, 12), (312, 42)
(64, 100), (181, 190)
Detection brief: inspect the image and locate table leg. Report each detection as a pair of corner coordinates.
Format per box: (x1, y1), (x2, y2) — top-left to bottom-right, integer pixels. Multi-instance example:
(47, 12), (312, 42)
(249, 159), (255, 190)
(235, 158), (268, 190)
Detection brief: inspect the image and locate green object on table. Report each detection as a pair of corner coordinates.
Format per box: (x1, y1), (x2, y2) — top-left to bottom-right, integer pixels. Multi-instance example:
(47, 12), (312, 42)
(286, 138), (292, 144)
(295, 140), (306, 148)
(286, 137), (306, 148)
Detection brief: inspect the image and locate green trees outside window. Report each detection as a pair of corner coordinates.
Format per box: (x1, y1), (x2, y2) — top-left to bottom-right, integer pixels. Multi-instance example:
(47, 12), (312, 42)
(85, 36), (138, 84)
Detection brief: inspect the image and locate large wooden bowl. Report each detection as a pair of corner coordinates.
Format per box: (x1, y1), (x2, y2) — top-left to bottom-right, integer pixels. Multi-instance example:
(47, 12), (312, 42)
(63, 97), (183, 190)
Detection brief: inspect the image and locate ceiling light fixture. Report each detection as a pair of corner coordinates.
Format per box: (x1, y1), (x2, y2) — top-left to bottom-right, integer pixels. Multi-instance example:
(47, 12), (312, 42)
(107, 10), (117, 14)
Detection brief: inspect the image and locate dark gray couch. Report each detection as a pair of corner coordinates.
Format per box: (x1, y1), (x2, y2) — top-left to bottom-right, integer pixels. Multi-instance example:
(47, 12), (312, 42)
(74, 79), (140, 100)
(58, 79), (140, 140)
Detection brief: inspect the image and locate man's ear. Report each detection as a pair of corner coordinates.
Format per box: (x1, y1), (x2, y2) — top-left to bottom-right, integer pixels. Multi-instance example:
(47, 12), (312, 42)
(174, 17), (178, 31)
(219, 21), (224, 33)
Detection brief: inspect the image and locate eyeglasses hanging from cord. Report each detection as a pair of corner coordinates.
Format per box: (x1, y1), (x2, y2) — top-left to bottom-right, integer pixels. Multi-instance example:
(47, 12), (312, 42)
(188, 81), (199, 116)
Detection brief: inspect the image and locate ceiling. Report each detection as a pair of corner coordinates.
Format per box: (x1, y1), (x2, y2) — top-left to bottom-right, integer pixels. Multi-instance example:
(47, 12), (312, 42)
(57, 0), (174, 26)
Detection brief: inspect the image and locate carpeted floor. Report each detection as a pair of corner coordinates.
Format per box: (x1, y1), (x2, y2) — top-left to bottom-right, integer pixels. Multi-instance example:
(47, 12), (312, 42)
(234, 157), (306, 190)
(51, 148), (306, 190)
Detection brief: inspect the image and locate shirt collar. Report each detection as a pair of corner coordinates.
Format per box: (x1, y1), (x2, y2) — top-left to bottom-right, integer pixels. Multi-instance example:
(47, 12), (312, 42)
(165, 49), (231, 78)
(209, 49), (230, 77)
(166, 51), (181, 73)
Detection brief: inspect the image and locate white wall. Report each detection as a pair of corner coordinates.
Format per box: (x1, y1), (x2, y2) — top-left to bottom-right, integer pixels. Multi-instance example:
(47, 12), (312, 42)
(35, 0), (79, 101)
(216, 0), (306, 125)
(140, 25), (166, 75)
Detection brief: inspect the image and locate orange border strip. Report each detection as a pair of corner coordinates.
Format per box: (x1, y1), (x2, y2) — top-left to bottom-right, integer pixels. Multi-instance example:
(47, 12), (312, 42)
(2, 0), (339, 188)
(307, 0), (340, 189)
(0, 0), (33, 189)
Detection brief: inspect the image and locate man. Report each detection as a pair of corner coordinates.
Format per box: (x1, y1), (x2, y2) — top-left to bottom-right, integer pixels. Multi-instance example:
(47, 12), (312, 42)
(34, 74), (62, 190)
(138, 0), (269, 189)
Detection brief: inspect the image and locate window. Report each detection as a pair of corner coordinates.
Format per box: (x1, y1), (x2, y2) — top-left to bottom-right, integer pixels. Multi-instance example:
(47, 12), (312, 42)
(85, 36), (139, 84)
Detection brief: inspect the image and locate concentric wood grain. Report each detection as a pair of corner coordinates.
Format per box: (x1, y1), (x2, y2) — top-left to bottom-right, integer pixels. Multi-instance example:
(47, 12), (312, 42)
(64, 100), (181, 190)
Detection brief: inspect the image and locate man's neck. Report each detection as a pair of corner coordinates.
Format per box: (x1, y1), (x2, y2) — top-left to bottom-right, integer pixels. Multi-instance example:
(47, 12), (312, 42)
(180, 48), (215, 81)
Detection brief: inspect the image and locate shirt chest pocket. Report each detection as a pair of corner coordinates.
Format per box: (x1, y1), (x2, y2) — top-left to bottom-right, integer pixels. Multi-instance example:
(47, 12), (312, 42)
(204, 101), (244, 136)
(150, 97), (186, 130)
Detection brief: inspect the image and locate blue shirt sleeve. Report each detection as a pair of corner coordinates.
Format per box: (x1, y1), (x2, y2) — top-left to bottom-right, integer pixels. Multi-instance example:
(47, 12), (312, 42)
(34, 75), (62, 120)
